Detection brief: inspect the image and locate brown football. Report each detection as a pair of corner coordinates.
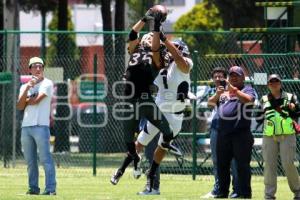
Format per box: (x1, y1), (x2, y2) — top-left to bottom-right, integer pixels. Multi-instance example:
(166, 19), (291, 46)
(151, 5), (168, 22)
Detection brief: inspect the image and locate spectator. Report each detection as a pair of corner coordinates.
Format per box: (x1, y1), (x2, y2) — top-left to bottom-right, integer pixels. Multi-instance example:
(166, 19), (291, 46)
(257, 74), (300, 200)
(215, 66), (256, 198)
(17, 57), (56, 195)
(202, 67), (239, 198)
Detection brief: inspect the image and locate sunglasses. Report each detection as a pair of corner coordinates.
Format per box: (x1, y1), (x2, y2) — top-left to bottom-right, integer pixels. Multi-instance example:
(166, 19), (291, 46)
(31, 64), (44, 69)
(269, 79), (280, 83)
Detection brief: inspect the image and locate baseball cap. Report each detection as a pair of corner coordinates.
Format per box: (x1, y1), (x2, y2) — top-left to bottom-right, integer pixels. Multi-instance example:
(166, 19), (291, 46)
(28, 57), (44, 67)
(229, 66), (244, 76)
(268, 74), (281, 82)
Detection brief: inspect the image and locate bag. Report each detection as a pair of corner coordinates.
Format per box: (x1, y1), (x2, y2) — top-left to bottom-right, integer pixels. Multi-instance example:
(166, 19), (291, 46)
(293, 121), (300, 135)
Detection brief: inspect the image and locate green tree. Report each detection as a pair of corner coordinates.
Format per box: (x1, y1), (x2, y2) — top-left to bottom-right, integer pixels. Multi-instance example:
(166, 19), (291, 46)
(47, 7), (80, 79)
(127, 0), (155, 29)
(20, 0), (58, 57)
(173, 0), (223, 54)
(214, 0), (264, 29)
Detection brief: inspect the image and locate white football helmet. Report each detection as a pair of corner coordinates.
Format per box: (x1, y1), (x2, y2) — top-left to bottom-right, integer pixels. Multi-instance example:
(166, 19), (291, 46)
(140, 32), (154, 48)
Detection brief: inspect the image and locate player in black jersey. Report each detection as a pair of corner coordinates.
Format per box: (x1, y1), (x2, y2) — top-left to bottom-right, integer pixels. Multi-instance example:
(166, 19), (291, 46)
(110, 7), (173, 186)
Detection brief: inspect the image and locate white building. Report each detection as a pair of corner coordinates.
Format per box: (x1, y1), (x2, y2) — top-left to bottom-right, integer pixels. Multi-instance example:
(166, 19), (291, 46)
(19, 0), (202, 46)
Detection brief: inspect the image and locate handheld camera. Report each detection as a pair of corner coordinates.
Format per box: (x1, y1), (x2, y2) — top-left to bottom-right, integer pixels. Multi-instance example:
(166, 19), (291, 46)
(220, 79), (226, 88)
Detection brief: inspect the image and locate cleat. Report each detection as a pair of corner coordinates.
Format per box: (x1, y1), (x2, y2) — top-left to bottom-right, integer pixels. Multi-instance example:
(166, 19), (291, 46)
(133, 168), (142, 179)
(161, 142), (183, 157)
(133, 154), (142, 179)
(110, 169), (123, 185)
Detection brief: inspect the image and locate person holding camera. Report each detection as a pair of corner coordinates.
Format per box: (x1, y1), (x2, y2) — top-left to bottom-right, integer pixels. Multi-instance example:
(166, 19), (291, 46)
(203, 67), (239, 198)
(256, 74), (300, 200)
(212, 66), (256, 198)
(17, 57), (56, 195)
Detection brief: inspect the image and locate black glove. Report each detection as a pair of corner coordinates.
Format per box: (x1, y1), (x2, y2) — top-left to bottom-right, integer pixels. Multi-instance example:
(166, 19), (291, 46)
(141, 9), (154, 22)
(153, 12), (163, 32)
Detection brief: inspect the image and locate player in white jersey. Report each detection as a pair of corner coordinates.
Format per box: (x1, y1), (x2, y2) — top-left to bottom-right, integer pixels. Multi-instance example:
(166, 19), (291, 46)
(136, 34), (193, 194)
(137, 39), (193, 151)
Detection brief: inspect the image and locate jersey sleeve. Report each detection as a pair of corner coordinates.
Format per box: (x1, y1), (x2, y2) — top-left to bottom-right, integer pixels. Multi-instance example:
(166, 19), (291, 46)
(184, 57), (193, 70)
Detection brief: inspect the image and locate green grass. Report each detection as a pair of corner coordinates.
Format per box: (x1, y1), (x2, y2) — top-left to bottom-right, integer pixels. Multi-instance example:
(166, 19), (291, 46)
(0, 166), (295, 200)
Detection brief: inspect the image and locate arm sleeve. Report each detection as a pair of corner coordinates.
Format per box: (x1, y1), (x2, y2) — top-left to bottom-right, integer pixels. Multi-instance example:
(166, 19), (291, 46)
(184, 57), (193, 70)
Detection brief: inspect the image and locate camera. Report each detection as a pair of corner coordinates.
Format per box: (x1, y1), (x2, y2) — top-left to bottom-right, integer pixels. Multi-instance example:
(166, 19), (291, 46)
(220, 80), (226, 88)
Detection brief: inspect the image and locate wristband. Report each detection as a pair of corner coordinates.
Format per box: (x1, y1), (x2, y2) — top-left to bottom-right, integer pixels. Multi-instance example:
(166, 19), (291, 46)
(128, 29), (138, 41)
(141, 17), (147, 23)
(153, 22), (161, 32)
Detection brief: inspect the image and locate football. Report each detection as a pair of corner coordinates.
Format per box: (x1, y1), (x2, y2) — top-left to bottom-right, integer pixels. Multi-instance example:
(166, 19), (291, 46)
(151, 5), (168, 22)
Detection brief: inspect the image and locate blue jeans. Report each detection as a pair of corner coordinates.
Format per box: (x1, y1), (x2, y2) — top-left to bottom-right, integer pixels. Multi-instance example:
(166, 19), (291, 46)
(21, 126), (56, 193)
(210, 128), (238, 195)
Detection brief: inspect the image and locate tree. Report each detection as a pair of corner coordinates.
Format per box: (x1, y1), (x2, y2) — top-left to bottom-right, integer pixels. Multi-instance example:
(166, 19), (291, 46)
(213, 0), (264, 29)
(173, 0), (223, 54)
(127, 0), (155, 29)
(19, 0), (58, 57)
(0, 1), (3, 71)
(47, 1), (80, 152)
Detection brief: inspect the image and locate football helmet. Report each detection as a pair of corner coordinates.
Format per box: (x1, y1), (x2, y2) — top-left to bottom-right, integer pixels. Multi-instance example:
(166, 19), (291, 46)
(172, 39), (190, 56)
(141, 32), (154, 49)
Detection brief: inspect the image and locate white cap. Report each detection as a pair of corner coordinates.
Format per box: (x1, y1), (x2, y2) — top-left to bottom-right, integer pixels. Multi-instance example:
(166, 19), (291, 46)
(28, 57), (44, 67)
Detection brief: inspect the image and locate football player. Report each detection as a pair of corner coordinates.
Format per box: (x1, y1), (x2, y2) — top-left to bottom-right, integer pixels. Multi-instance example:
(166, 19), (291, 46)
(110, 6), (174, 186)
(136, 33), (194, 194)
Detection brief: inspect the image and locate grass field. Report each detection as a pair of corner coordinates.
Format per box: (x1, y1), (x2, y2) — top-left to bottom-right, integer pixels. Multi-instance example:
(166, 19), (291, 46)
(0, 166), (295, 200)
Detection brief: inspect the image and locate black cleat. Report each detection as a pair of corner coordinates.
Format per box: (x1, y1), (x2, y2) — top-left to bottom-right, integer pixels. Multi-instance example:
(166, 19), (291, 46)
(110, 169), (123, 185)
(161, 142), (183, 157)
(133, 154), (142, 179)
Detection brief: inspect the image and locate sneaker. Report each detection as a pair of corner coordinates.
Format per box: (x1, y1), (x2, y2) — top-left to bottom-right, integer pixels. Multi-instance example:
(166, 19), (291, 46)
(133, 154), (142, 179)
(41, 191), (56, 195)
(137, 188), (160, 195)
(26, 188), (40, 195)
(201, 191), (216, 198)
(110, 169), (123, 185)
(161, 141), (183, 157)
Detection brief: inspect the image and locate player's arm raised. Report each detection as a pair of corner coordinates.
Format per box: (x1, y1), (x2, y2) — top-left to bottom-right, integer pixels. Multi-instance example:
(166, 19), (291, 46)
(160, 33), (190, 74)
(151, 6), (168, 69)
(128, 9), (154, 55)
(151, 18), (162, 69)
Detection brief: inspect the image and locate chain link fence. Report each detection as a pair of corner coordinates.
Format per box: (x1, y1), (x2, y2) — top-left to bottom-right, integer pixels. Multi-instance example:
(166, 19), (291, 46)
(1, 30), (300, 176)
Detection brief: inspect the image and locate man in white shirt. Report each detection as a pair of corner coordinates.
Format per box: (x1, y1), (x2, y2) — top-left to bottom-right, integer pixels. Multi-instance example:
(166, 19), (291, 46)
(17, 57), (56, 195)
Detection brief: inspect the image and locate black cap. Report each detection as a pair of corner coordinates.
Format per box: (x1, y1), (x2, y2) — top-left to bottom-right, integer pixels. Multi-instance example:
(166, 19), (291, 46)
(268, 74), (281, 82)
